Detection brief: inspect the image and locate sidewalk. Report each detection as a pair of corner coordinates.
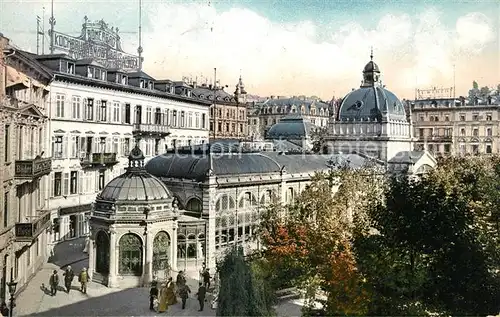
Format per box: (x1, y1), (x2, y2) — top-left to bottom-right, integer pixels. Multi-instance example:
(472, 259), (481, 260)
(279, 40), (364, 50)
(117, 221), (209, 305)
(15, 238), (90, 316)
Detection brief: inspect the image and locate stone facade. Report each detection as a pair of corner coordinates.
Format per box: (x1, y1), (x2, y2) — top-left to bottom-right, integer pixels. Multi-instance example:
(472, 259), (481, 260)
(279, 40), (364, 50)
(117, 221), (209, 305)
(28, 54), (212, 250)
(411, 98), (500, 157)
(0, 35), (52, 301)
(248, 96), (331, 140)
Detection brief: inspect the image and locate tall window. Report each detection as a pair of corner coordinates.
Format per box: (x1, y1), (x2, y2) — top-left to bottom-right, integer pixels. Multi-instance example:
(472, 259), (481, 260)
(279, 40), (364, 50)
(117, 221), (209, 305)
(188, 112), (193, 128)
(53, 136), (63, 158)
(113, 102), (120, 122)
(112, 138), (119, 154)
(71, 96), (81, 119)
(54, 172), (62, 197)
(98, 170), (105, 190)
(154, 108), (162, 124)
(3, 192), (8, 228)
(124, 104), (131, 124)
(99, 100), (107, 121)
(4, 125), (9, 162)
(56, 94), (65, 118)
(85, 98), (94, 120)
(180, 111), (185, 127)
(122, 138), (130, 155)
(195, 113), (200, 128)
(70, 171), (78, 194)
(119, 234), (143, 276)
(146, 107), (152, 124)
(172, 110), (177, 127)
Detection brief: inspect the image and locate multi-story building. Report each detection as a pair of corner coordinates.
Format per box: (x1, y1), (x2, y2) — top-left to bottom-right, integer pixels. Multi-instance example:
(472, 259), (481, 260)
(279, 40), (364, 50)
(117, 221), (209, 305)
(247, 96), (331, 140)
(29, 53), (212, 247)
(412, 97), (500, 156)
(0, 34), (53, 299)
(194, 76), (248, 141)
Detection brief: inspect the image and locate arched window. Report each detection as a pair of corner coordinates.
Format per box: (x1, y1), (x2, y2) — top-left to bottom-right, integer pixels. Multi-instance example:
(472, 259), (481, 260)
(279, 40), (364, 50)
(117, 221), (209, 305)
(118, 233), (143, 276)
(198, 233), (206, 258)
(95, 231), (110, 274)
(177, 235), (186, 259)
(186, 198), (202, 213)
(239, 192), (257, 208)
(260, 190), (273, 205)
(153, 232), (170, 272)
(216, 194), (235, 211)
(187, 234), (197, 258)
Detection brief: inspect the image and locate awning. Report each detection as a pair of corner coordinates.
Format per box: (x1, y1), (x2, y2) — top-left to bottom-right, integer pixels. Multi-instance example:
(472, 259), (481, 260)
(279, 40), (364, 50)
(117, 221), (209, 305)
(6, 66), (30, 89)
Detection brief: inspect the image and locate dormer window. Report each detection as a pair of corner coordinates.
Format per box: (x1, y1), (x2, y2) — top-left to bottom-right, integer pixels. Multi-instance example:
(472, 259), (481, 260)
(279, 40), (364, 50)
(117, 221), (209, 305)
(140, 80), (145, 88)
(169, 86), (174, 94)
(121, 75), (128, 85)
(101, 71), (106, 81)
(187, 90), (192, 97)
(87, 67), (93, 78)
(148, 81), (153, 90)
(67, 62), (75, 75)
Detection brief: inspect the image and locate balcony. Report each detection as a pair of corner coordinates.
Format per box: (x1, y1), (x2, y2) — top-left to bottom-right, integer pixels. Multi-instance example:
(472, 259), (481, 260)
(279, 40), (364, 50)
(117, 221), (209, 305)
(133, 123), (170, 137)
(80, 152), (119, 168)
(15, 157), (52, 179)
(14, 210), (51, 242)
(417, 136), (453, 143)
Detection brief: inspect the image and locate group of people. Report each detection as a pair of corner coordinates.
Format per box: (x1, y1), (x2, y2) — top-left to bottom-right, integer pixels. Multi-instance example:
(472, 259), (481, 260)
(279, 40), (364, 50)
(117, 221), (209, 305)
(48, 266), (88, 296)
(150, 268), (211, 313)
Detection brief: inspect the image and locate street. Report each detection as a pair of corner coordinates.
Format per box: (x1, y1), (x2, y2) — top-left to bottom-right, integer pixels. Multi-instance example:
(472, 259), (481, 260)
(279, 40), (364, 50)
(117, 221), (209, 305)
(15, 238), (303, 316)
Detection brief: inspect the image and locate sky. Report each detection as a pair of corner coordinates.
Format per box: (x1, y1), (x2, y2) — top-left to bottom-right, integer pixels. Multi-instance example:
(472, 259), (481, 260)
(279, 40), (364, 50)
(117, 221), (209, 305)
(1, 0), (499, 100)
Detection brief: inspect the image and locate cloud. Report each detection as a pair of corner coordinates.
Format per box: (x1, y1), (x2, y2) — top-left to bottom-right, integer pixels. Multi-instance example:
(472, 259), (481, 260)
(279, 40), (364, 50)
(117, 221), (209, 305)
(1, 1), (497, 99)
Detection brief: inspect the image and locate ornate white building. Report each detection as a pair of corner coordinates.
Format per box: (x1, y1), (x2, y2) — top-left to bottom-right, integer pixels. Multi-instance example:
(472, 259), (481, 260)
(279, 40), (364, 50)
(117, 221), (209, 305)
(325, 53), (436, 173)
(27, 56), (211, 249)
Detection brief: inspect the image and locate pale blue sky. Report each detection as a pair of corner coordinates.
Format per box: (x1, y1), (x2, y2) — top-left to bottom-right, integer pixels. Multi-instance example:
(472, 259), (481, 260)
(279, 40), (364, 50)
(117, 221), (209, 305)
(1, 0), (499, 99)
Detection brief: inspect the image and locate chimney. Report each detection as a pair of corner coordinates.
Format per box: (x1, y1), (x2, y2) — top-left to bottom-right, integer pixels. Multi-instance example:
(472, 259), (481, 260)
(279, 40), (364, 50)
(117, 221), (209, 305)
(192, 81), (197, 88)
(209, 84), (213, 90)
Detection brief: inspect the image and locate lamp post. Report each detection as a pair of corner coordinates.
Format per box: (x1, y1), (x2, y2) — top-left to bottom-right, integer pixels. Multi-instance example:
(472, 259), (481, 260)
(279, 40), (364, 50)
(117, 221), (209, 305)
(7, 270), (17, 317)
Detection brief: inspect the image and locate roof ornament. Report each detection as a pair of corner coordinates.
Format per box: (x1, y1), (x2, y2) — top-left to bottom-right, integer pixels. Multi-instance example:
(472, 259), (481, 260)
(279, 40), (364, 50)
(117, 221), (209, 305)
(370, 46), (373, 61)
(128, 143), (145, 169)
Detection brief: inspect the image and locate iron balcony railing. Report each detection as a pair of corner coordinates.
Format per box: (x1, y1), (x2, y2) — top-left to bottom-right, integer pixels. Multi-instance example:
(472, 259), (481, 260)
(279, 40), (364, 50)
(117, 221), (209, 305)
(133, 123), (170, 137)
(80, 152), (119, 168)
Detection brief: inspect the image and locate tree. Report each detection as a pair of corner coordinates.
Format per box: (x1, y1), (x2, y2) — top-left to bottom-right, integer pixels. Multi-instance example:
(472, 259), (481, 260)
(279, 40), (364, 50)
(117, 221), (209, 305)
(216, 246), (275, 316)
(355, 157), (500, 315)
(473, 80), (479, 89)
(260, 169), (383, 315)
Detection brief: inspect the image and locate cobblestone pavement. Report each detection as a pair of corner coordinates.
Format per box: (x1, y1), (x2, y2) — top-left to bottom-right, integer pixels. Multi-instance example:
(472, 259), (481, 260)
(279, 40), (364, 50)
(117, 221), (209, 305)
(15, 238), (303, 316)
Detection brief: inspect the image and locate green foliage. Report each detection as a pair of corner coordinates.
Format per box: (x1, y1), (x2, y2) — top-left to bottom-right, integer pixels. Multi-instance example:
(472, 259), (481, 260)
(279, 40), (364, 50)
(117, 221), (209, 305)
(473, 80), (479, 89)
(355, 157), (500, 316)
(216, 246), (275, 317)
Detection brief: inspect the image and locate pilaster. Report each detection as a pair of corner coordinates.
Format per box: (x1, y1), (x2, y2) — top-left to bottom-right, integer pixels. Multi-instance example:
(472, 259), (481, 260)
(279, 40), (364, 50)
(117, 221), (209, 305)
(143, 230), (153, 285)
(88, 239), (94, 280)
(171, 222), (178, 272)
(108, 227), (117, 287)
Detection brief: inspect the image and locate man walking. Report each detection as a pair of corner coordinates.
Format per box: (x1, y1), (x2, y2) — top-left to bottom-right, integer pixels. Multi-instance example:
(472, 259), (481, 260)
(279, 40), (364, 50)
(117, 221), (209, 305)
(179, 284), (191, 309)
(202, 268), (211, 289)
(195, 282), (206, 311)
(49, 270), (59, 296)
(78, 268), (88, 294)
(63, 265), (75, 293)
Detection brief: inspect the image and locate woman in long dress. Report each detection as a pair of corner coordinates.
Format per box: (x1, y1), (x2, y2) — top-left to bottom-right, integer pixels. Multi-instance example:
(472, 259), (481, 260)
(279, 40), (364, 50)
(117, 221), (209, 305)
(157, 283), (168, 313)
(165, 277), (178, 305)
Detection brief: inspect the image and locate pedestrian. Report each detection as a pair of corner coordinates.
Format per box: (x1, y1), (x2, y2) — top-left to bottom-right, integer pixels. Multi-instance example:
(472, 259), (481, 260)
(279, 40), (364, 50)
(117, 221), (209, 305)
(202, 268), (211, 289)
(49, 269), (59, 296)
(179, 284), (191, 309)
(195, 282), (206, 311)
(149, 281), (158, 311)
(199, 262), (206, 281)
(63, 265), (75, 293)
(176, 270), (186, 289)
(78, 268), (88, 294)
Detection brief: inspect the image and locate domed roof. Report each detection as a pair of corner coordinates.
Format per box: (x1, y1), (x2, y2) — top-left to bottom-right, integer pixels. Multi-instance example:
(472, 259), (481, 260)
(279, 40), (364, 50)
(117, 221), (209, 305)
(338, 86), (406, 121)
(98, 145), (172, 202)
(363, 60), (380, 73)
(338, 51), (406, 122)
(266, 114), (315, 139)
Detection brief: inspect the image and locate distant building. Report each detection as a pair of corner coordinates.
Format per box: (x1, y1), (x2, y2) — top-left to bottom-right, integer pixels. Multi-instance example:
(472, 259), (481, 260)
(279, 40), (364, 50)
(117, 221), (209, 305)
(193, 76), (248, 141)
(0, 34), (52, 300)
(325, 52), (436, 173)
(411, 96), (500, 156)
(247, 96), (330, 140)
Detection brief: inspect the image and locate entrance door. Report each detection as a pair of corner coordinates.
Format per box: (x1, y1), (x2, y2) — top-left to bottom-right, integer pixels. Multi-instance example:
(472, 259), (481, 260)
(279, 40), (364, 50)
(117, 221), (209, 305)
(86, 137), (93, 155)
